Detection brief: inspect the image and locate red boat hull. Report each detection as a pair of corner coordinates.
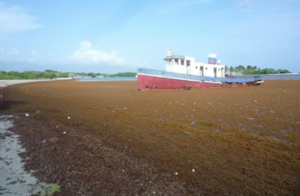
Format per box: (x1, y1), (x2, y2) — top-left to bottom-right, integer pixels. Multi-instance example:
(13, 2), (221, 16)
(138, 74), (260, 91)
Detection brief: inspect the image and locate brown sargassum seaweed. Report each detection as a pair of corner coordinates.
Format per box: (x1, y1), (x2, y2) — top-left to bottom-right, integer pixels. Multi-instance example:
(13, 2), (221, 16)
(1, 80), (300, 195)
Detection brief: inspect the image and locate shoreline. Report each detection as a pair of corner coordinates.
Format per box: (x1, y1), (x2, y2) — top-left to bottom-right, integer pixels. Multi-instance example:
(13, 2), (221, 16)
(0, 115), (37, 195)
(0, 78), (72, 87)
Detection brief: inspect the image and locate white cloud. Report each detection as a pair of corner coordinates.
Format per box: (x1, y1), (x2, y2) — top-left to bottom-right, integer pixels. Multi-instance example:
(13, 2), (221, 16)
(0, 48), (20, 61)
(0, 2), (42, 36)
(237, 0), (254, 8)
(0, 41), (129, 71)
(66, 41), (127, 65)
(28, 50), (43, 62)
(0, 48), (46, 65)
(160, 0), (212, 14)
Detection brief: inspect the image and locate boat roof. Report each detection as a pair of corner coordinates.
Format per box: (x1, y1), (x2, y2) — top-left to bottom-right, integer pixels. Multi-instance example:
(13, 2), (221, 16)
(163, 55), (185, 60)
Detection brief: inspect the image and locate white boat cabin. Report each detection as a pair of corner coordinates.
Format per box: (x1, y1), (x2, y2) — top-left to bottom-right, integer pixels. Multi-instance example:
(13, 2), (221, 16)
(164, 49), (225, 78)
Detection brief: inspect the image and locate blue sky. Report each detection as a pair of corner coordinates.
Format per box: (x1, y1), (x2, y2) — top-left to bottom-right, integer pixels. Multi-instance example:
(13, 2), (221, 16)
(0, 0), (300, 73)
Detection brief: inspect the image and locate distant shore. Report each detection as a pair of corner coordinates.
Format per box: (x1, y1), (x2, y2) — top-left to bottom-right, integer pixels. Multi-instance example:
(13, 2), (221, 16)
(0, 78), (72, 87)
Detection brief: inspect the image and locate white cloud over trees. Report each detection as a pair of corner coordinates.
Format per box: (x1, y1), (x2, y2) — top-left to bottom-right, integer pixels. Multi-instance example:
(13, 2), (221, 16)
(0, 48), (20, 61)
(67, 41), (127, 65)
(0, 41), (128, 69)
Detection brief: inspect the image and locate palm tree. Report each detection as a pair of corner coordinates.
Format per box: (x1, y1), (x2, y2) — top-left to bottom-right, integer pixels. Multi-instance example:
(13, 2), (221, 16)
(229, 66), (234, 75)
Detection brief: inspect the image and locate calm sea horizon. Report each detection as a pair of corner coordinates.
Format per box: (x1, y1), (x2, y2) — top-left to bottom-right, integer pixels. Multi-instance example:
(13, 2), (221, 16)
(259, 74), (300, 80)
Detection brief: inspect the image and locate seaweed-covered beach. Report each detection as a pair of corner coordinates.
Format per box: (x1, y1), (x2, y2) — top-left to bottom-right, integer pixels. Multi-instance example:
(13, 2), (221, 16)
(1, 80), (300, 195)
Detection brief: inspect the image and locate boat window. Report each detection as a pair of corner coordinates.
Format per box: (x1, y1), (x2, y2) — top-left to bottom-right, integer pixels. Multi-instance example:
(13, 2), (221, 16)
(181, 60), (184, 65)
(175, 59), (178, 65)
(187, 60), (190, 66)
(169, 59), (171, 65)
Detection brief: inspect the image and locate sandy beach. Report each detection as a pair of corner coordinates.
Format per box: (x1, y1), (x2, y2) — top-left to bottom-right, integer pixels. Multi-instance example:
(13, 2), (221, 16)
(0, 78), (72, 87)
(0, 115), (37, 196)
(1, 80), (300, 195)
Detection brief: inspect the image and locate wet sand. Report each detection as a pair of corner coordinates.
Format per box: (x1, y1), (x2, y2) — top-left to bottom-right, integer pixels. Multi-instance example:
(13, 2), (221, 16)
(0, 115), (37, 196)
(1, 80), (300, 195)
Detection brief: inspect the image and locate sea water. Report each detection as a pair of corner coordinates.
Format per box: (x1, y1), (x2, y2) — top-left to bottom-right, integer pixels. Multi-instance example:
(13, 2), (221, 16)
(260, 74), (300, 80)
(242, 74), (300, 80)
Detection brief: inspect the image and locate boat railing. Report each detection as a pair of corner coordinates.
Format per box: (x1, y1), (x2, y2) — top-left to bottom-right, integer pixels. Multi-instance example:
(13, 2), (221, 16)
(137, 68), (261, 83)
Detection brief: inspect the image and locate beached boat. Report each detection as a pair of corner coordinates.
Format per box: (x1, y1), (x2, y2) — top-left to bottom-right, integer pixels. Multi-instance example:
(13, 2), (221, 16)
(137, 50), (263, 91)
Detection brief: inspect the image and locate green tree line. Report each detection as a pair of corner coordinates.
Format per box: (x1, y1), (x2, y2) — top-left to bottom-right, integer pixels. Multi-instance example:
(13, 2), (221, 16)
(226, 65), (290, 75)
(72, 72), (136, 78)
(0, 70), (69, 79)
(108, 72), (136, 77)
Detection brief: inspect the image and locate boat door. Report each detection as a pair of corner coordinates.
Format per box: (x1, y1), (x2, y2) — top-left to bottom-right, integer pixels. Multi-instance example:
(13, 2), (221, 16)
(186, 60), (191, 74)
(214, 68), (217, 77)
(200, 66), (204, 76)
